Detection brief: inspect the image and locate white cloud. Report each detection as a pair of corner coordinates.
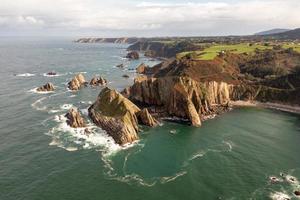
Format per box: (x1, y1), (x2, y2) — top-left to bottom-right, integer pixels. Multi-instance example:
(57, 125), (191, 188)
(0, 0), (300, 36)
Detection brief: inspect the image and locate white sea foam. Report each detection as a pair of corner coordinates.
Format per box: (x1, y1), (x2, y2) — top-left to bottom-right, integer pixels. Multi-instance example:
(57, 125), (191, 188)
(285, 175), (299, 185)
(48, 114), (122, 156)
(60, 104), (73, 110)
(270, 192), (290, 200)
(160, 171), (187, 184)
(29, 87), (54, 94)
(189, 151), (206, 161)
(69, 94), (77, 98)
(16, 73), (35, 77)
(31, 97), (48, 111)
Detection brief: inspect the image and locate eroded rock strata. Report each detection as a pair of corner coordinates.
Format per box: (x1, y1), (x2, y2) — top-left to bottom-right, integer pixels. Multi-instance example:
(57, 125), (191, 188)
(88, 87), (157, 145)
(68, 73), (87, 91)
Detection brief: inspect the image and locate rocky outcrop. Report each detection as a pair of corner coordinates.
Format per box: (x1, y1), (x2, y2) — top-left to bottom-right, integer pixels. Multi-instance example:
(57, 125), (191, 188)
(137, 108), (158, 127)
(90, 77), (107, 86)
(37, 83), (54, 92)
(125, 76), (232, 126)
(136, 63), (148, 74)
(68, 73), (87, 91)
(65, 108), (86, 128)
(89, 88), (157, 145)
(46, 72), (56, 76)
(126, 51), (139, 59)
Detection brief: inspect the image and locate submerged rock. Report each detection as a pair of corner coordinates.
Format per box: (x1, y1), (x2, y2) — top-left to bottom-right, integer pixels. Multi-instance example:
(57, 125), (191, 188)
(294, 191), (300, 196)
(116, 64), (124, 68)
(65, 108), (86, 128)
(90, 76), (107, 86)
(126, 51), (139, 59)
(46, 72), (57, 76)
(37, 82), (55, 92)
(137, 108), (158, 127)
(68, 73), (87, 91)
(122, 74), (130, 78)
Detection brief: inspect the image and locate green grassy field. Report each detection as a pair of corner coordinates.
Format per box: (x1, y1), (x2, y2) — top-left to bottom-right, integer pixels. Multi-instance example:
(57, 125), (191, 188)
(177, 43), (273, 60)
(177, 42), (300, 60)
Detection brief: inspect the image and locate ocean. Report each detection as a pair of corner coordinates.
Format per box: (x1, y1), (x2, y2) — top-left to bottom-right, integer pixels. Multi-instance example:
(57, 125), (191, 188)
(0, 37), (300, 200)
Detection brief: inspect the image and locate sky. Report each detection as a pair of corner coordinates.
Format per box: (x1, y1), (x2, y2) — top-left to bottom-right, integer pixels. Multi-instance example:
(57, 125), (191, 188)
(0, 0), (299, 37)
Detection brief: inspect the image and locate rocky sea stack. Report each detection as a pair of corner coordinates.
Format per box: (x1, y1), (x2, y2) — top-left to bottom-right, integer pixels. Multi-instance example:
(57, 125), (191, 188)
(126, 51), (139, 59)
(88, 87), (157, 145)
(65, 108), (86, 128)
(90, 76), (107, 86)
(37, 82), (55, 92)
(68, 73), (87, 91)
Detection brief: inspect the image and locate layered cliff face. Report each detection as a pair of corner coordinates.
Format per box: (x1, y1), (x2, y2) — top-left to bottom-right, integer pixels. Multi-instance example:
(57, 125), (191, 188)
(88, 87), (157, 145)
(126, 76), (232, 126)
(75, 37), (141, 44)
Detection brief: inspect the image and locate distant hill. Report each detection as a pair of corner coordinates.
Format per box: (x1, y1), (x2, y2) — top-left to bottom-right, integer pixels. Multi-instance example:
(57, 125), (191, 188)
(268, 28), (300, 40)
(255, 29), (290, 36)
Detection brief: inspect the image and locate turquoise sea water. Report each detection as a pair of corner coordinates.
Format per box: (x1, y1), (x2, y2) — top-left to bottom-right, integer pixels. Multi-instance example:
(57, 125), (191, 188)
(0, 37), (300, 200)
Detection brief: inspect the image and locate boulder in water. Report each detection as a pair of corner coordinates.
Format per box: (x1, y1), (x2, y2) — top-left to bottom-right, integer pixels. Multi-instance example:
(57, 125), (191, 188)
(122, 74), (130, 78)
(65, 108), (86, 128)
(90, 76), (107, 86)
(46, 72), (57, 76)
(37, 82), (54, 92)
(116, 64), (124, 68)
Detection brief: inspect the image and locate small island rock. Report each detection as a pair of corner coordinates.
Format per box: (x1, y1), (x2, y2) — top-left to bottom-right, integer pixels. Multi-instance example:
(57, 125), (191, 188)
(37, 82), (55, 92)
(68, 73), (87, 91)
(90, 76), (107, 86)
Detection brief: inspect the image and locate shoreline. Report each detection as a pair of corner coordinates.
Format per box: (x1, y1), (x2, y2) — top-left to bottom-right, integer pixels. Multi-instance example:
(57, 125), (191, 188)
(230, 100), (300, 115)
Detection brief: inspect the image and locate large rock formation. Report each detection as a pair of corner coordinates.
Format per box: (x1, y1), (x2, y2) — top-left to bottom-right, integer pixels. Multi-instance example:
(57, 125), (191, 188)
(37, 83), (54, 92)
(68, 74), (87, 91)
(125, 76), (232, 126)
(126, 51), (139, 59)
(88, 87), (157, 145)
(65, 108), (86, 128)
(90, 76), (107, 86)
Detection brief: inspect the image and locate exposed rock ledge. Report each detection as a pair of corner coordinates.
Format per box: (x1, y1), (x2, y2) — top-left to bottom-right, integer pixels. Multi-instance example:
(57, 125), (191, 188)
(126, 51), (139, 60)
(88, 87), (157, 145)
(68, 73), (87, 91)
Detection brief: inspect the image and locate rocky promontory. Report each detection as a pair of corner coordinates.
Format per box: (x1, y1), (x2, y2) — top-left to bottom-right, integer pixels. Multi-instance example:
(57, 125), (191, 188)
(88, 87), (157, 145)
(68, 73), (87, 91)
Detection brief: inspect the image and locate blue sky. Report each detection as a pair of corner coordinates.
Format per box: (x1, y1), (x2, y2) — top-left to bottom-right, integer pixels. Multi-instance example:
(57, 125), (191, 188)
(0, 0), (299, 37)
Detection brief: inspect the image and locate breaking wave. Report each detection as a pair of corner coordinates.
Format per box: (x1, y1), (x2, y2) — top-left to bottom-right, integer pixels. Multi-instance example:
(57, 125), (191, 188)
(16, 73), (35, 77)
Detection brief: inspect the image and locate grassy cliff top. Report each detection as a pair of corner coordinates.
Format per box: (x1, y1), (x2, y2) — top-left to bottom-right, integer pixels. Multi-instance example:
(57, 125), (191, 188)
(177, 43), (300, 60)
